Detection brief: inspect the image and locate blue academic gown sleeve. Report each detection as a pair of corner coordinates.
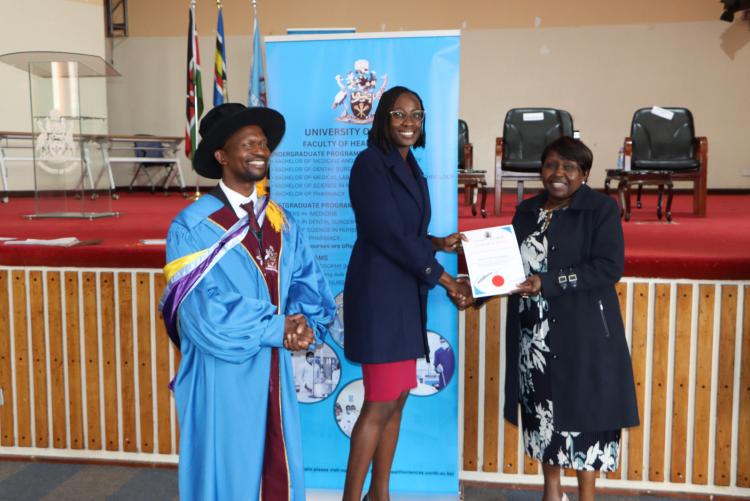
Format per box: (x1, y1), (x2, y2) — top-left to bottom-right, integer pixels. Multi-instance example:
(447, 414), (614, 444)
(283, 220), (336, 344)
(167, 222), (285, 362)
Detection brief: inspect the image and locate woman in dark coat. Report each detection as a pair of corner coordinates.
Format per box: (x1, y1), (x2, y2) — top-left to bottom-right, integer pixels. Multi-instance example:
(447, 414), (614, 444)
(508, 136), (639, 501)
(342, 86), (470, 501)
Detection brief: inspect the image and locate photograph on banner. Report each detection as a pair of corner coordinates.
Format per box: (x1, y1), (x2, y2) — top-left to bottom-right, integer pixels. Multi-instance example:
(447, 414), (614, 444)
(411, 331), (456, 396)
(328, 291), (345, 347)
(266, 30), (460, 494)
(292, 342), (342, 403)
(334, 379), (364, 437)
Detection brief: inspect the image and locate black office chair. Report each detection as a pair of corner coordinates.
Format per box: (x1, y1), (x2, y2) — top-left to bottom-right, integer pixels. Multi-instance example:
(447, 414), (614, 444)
(457, 119), (487, 217)
(609, 107), (707, 221)
(494, 108), (574, 214)
(130, 137), (178, 193)
(631, 107), (706, 214)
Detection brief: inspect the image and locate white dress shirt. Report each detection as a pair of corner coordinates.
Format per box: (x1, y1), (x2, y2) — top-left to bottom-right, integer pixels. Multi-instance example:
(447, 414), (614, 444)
(219, 179), (267, 226)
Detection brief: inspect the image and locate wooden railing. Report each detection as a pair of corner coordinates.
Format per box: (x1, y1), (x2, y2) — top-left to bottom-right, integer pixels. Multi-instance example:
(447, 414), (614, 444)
(0, 267), (179, 462)
(0, 266), (747, 496)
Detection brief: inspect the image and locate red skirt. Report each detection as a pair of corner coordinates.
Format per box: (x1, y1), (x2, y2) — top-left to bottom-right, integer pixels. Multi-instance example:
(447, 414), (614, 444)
(362, 359), (417, 402)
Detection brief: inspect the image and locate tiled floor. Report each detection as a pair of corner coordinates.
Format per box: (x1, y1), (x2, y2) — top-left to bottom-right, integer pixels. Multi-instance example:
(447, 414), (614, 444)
(0, 460), (718, 501)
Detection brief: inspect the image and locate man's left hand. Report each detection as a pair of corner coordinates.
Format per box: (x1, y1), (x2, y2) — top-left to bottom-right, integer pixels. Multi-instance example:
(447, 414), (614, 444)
(284, 314), (314, 351)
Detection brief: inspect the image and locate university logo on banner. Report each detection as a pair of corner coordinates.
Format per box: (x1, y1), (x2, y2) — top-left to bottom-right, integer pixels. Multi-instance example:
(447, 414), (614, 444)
(331, 59), (388, 124)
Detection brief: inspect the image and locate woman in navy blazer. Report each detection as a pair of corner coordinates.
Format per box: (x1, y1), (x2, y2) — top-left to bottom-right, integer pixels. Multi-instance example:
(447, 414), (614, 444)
(507, 137), (639, 501)
(342, 86), (470, 501)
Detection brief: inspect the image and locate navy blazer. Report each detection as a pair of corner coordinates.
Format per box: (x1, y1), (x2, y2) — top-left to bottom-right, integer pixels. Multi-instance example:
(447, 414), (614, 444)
(504, 185), (640, 432)
(343, 143), (443, 364)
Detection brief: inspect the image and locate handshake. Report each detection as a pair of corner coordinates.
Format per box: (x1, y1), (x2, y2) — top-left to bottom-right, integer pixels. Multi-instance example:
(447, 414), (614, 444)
(283, 313), (315, 351)
(447, 276), (474, 310)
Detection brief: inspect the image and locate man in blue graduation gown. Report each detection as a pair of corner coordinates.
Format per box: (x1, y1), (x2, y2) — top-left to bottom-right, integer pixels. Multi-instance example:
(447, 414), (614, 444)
(163, 103), (335, 501)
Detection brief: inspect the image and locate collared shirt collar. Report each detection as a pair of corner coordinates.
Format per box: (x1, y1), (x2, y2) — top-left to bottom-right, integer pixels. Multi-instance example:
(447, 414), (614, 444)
(219, 179), (266, 224)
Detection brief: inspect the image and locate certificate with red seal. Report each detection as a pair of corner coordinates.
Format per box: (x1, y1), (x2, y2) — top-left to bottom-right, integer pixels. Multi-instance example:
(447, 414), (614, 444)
(461, 225), (526, 298)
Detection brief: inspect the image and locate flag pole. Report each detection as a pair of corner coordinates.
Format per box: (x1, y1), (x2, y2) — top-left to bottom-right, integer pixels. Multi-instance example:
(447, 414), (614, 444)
(191, 0), (201, 200)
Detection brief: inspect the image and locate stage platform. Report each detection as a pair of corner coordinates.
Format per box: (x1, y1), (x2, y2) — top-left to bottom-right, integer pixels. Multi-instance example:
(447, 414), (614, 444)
(0, 190), (748, 279)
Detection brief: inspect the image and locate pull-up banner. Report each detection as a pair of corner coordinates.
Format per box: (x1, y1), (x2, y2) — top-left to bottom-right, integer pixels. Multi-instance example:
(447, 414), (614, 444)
(266, 31), (460, 494)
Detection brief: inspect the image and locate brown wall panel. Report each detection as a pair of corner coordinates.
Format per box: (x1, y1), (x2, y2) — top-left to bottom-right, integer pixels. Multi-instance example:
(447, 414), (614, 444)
(46, 272), (67, 449)
(502, 420), (518, 474)
(29, 271), (48, 448)
(628, 283), (648, 480)
(100, 272), (119, 451)
(737, 286), (750, 487)
(608, 282), (628, 480)
(0, 271), (14, 446)
(649, 284), (670, 481)
(154, 275), (173, 455)
(463, 306), (479, 471)
(692, 285), (715, 485)
(11, 271), (30, 447)
(483, 297), (500, 472)
(714, 286), (737, 486)
(117, 273), (137, 453)
(64, 272), (84, 450)
(82, 272), (101, 450)
(670, 284), (692, 483)
(136, 273), (154, 453)
(525, 455), (540, 475)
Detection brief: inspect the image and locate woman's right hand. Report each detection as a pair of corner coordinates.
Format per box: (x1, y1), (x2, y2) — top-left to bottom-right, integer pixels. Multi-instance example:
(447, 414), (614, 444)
(431, 232), (466, 253)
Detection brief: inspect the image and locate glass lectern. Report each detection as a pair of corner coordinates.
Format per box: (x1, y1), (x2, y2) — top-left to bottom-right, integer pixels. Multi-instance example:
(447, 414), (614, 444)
(0, 51), (120, 218)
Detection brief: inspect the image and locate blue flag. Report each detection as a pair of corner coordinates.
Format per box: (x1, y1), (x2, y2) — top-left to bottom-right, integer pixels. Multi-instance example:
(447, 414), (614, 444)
(247, 8), (266, 107)
(213, 3), (228, 106)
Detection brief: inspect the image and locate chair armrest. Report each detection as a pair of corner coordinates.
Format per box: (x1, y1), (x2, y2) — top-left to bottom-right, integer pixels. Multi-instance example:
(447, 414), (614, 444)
(623, 137), (633, 170)
(463, 142), (473, 169)
(694, 135), (708, 184)
(623, 137), (632, 156)
(495, 137), (504, 171)
(494, 137), (504, 216)
(693, 137), (708, 166)
(691, 136), (708, 216)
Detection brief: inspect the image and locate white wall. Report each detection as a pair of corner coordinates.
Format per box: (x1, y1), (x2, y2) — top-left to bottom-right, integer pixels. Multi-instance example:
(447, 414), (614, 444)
(2, 2), (749, 191)
(106, 34), (253, 186)
(107, 20), (750, 190)
(460, 21), (750, 189)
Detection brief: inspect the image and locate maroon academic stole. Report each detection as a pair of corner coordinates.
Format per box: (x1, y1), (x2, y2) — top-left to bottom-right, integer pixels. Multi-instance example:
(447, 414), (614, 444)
(208, 206), (289, 501)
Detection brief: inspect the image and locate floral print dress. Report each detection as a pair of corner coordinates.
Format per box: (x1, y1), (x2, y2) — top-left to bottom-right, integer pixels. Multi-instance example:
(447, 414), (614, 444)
(518, 208), (621, 472)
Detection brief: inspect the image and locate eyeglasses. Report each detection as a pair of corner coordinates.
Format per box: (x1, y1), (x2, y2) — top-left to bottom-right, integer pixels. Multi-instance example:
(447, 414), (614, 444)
(389, 110), (425, 122)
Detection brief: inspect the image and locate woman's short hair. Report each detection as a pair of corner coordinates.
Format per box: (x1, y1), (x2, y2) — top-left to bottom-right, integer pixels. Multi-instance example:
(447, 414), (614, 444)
(368, 86), (426, 152)
(541, 136), (593, 173)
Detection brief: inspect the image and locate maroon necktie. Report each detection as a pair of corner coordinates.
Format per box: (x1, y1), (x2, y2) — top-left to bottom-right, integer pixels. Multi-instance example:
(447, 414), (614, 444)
(240, 201), (261, 233)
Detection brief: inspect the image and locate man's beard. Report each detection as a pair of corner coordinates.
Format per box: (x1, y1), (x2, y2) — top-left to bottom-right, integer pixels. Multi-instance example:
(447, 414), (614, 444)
(240, 163), (268, 183)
